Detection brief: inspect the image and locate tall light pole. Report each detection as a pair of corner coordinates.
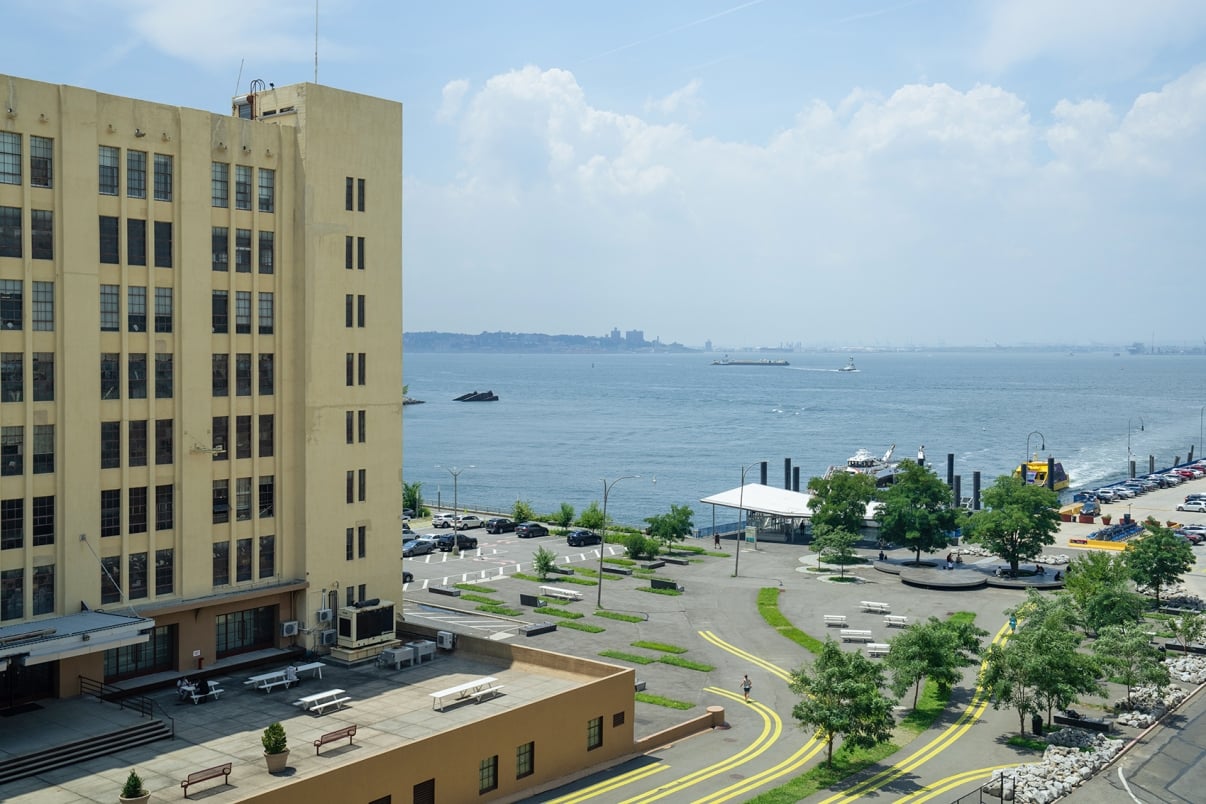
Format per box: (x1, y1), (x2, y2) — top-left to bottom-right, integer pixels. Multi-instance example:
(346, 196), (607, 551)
(1199, 406), (1204, 461)
(597, 475), (639, 609)
(1025, 430), (1045, 463)
(436, 465), (474, 549)
(1127, 417), (1144, 476)
(734, 462), (762, 577)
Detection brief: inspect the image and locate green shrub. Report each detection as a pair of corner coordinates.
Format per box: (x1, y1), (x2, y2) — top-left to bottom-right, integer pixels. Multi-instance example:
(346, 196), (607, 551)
(121, 769), (147, 798)
(261, 722), (287, 754)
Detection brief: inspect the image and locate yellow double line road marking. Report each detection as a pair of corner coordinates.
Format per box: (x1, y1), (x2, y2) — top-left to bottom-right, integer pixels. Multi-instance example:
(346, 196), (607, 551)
(545, 763), (669, 804)
(698, 630), (793, 682)
(894, 764), (1019, 803)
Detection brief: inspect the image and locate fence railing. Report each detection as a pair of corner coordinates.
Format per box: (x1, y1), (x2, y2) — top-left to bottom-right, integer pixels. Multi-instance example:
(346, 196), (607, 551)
(78, 675), (174, 737)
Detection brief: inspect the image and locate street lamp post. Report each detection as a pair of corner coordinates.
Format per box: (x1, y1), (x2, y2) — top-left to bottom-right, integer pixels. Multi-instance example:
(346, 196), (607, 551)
(436, 465), (474, 550)
(1025, 430), (1045, 463)
(597, 475), (639, 609)
(1127, 417), (1145, 477)
(734, 462), (763, 577)
(1199, 405), (1204, 461)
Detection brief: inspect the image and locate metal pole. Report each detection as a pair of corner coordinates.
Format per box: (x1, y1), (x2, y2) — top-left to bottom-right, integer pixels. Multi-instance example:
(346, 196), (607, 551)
(735, 462), (761, 577)
(597, 475), (639, 609)
(436, 465), (473, 552)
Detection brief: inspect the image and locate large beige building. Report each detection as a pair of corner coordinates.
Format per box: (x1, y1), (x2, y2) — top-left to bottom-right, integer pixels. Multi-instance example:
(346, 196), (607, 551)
(0, 74), (403, 703)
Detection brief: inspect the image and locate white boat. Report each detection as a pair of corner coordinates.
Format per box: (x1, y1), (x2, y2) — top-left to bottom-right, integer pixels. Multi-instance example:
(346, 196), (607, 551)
(824, 444), (901, 487)
(839, 357), (857, 372)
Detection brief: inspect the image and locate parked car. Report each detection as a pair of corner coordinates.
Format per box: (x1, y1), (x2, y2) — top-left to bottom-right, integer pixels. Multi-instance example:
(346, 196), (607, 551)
(1110, 486), (1135, 498)
(431, 512), (457, 528)
(403, 570), (415, 583)
(515, 522), (549, 538)
(402, 522), (414, 535)
(1175, 469), (1199, 479)
(403, 538), (435, 557)
(1174, 530), (1204, 544)
(402, 508), (416, 519)
(567, 529), (601, 547)
(453, 514), (483, 530)
(1176, 501), (1206, 513)
(1185, 494), (1206, 502)
(437, 532), (478, 551)
(1094, 488), (1119, 502)
(485, 517), (516, 534)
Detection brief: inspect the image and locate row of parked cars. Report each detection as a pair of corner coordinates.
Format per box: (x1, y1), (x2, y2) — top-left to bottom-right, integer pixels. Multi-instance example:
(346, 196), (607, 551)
(1092, 466), (1203, 502)
(403, 512), (603, 557)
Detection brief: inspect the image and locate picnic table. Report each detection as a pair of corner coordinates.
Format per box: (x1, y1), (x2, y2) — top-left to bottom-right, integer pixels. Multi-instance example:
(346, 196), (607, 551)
(293, 661), (325, 679)
(244, 668), (297, 693)
(430, 676), (501, 711)
(294, 688), (350, 715)
(539, 585), (583, 601)
(180, 680), (224, 704)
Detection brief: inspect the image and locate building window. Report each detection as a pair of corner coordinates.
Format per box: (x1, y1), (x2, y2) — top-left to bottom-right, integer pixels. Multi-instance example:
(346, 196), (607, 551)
(0, 132), (20, 184)
(236, 537), (252, 581)
(155, 419), (173, 464)
(358, 178), (366, 211)
(153, 221), (172, 267)
(99, 215), (119, 263)
(236, 478), (252, 522)
(126, 218), (146, 266)
(212, 226), (228, 271)
(358, 525), (367, 558)
(587, 716), (603, 750)
(236, 415), (251, 459)
(479, 755), (498, 794)
(98, 146), (119, 195)
(156, 548), (173, 594)
(128, 420), (147, 466)
(259, 475), (274, 518)
(211, 162), (229, 207)
(31, 210), (53, 260)
(346, 411), (354, 444)
(346, 471), (354, 504)
(128, 353), (147, 399)
(214, 605), (274, 658)
(345, 294), (353, 328)
(516, 742), (534, 779)
(345, 527), (354, 561)
(153, 153), (173, 201)
(127, 286), (146, 332)
(154, 287), (172, 333)
(212, 541), (230, 585)
(100, 489), (121, 537)
(258, 354), (274, 395)
(0, 278), (20, 328)
(129, 486), (147, 534)
(346, 176), (354, 210)
(235, 165), (252, 209)
(212, 290), (228, 333)
(258, 168), (275, 212)
(358, 410), (366, 443)
(156, 485), (174, 532)
(0, 207), (20, 258)
(99, 284), (119, 331)
(32, 564), (53, 615)
(1, 353), (20, 402)
(2, 426), (23, 476)
(258, 292), (274, 334)
(358, 353), (366, 385)
(155, 353), (173, 398)
(345, 235), (353, 270)
(31, 281), (53, 330)
(30, 136), (53, 188)
(0, 568), (22, 620)
(101, 353), (120, 399)
(100, 421), (120, 468)
(32, 424), (53, 474)
(235, 291), (251, 334)
(258, 414), (274, 457)
(346, 353), (354, 386)
(357, 236), (365, 270)
(212, 354), (228, 397)
(32, 352), (53, 401)
(32, 496), (54, 546)
(127, 150), (146, 199)
(101, 556), (122, 604)
(358, 469), (367, 502)
(358, 295), (366, 327)
(213, 479), (229, 525)
(235, 228), (251, 272)
(1, 499), (22, 550)
(129, 552), (148, 600)
(212, 416), (228, 460)
(235, 353), (251, 396)
(259, 534), (275, 578)
(103, 623), (175, 680)
(258, 230), (274, 274)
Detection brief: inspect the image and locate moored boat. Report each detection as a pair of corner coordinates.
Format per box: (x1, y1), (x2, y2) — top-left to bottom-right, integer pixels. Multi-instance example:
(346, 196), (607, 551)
(823, 444), (902, 488)
(711, 357), (790, 366)
(1012, 454), (1070, 490)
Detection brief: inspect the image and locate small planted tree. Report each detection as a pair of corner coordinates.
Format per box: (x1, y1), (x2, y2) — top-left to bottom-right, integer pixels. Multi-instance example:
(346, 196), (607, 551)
(1092, 622), (1170, 705)
(962, 476), (1060, 575)
(1126, 520), (1195, 604)
(120, 769), (147, 801)
(875, 461), (961, 563)
(512, 499), (536, 524)
(577, 501), (605, 532)
(1169, 611), (1206, 652)
(807, 471), (876, 538)
(644, 504), (694, 555)
(810, 526), (859, 579)
(623, 533), (657, 560)
(532, 546), (557, 581)
(885, 616), (987, 708)
(403, 481), (426, 518)
(554, 503), (575, 533)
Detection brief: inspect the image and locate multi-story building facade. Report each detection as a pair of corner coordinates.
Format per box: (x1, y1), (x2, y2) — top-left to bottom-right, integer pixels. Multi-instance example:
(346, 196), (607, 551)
(0, 74), (402, 705)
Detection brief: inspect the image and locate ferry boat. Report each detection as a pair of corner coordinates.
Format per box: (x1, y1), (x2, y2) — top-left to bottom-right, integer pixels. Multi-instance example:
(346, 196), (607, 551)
(711, 357), (789, 366)
(1012, 454), (1070, 491)
(824, 444), (902, 488)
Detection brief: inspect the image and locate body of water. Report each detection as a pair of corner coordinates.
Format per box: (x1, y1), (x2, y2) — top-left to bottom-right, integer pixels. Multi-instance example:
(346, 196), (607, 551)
(402, 351), (1206, 527)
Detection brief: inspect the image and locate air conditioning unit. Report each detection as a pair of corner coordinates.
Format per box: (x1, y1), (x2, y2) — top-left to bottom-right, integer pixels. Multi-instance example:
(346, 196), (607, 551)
(336, 599), (396, 649)
(316, 608), (333, 624)
(320, 629), (337, 647)
(281, 620), (299, 637)
(436, 630), (456, 650)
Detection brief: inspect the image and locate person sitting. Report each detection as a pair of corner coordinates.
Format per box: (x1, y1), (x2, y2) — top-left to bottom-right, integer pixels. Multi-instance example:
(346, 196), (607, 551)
(955, 554), (963, 565)
(945, 560), (954, 570)
(1053, 570), (1062, 581)
(177, 678), (189, 699)
(285, 666), (298, 685)
(878, 550), (886, 561)
(1035, 564), (1046, 576)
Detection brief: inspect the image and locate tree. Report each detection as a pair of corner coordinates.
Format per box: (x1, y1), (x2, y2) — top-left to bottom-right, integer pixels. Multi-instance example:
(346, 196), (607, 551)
(403, 481), (425, 517)
(979, 638), (1040, 734)
(1169, 611), (1206, 652)
(1092, 622), (1170, 704)
(875, 461), (962, 563)
(1125, 520), (1194, 603)
(886, 616), (987, 708)
(810, 527), (859, 580)
(789, 640), (895, 767)
(1081, 588), (1147, 635)
(577, 501), (605, 532)
(511, 499), (536, 524)
(623, 533), (657, 560)
(1061, 551), (1144, 635)
(1006, 594), (1102, 724)
(554, 503), (575, 532)
(532, 546), (557, 581)
(961, 476), (1060, 575)
(807, 471), (876, 538)
(644, 504), (694, 554)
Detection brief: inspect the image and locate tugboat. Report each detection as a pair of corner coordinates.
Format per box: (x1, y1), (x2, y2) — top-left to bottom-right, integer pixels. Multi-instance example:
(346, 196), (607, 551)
(453, 390), (499, 402)
(838, 357), (857, 372)
(823, 444), (902, 488)
(1012, 454), (1070, 490)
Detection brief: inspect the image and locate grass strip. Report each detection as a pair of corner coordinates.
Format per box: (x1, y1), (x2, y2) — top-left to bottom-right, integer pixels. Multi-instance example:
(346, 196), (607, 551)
(595, 611), (645, 623)
(1006, 735), (1047, 752)
(636, 587), (682, 596)
(476, 604), (522, 617)
(898, 678), (947, 735)
(454, 582), (496, 593)
(757, 587), (824, 655)
(631, 640), (688, 654)
(599, 649), (655, 665)
(558, 621), (606, 633)
(572, 568), (616, 582)
(746, 741), (900, 804)
(635, 692), (693, 710)
(460, 593), (503, 605)
(658, 656), (714, 672)
(603, 557), (637, 566)
(535, 606), (584, 620)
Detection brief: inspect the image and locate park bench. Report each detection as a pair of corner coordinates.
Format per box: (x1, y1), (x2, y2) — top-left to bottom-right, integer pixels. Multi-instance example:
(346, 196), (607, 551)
(294, 688), (351, 715)
(539, 585), (583, 601)
(884, 615), (909, 628)
(860, 601), (891, 613)
(662, 556), (691, 566)
(181, 762), (232, 798)
(840, 629), (874, 643)
(822, 615), (847, 627)
(430, 676), (500, 711)
(1052, 712), (1110, 732)
(867, 643), (891, 657)
(642, 560), (665, 570)
(428, 585), (462, 597)
(519, 593), (541, 607)
(314, 724), (357, 755)
(602, 565), (633, 575)
(188, 683), (224, 704)
(650, 578), (684, 592)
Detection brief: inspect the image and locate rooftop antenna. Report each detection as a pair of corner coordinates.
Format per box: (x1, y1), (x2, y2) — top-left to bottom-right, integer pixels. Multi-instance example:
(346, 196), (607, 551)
(314, 0), (319, 83)
(234, 58), (245, 96)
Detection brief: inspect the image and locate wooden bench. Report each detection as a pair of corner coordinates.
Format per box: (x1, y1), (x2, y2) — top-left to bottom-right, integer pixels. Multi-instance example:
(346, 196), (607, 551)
(884, 615), (909, 628)
(181, 762), (231, 798)
(823, 615), (848, 627)
(840, 629), (874, 643)
(650, 578), (683, 591)
(539, 585), (583, 601)
(860, 601), (891, 613)
(314, 724), (357, 755)
(867, 643), (891, 657)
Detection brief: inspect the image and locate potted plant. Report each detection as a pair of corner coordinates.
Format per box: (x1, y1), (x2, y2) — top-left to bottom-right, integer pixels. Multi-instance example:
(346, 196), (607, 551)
(1101, 514), (1113, 525)
(119, 769), (150, 804)
(262, 722), (289, 773)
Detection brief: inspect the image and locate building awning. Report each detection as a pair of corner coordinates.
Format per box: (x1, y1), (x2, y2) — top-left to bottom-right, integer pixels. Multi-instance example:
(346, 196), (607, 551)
(0, 611), (154, 668)
(699, 483), (882, 523)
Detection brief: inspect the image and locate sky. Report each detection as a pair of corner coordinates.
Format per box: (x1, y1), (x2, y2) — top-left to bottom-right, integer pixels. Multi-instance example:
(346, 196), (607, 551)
(5, 1), (1206, 349)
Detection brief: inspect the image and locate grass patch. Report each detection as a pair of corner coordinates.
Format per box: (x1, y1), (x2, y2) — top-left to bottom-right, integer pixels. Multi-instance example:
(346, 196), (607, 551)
(558, 621), (606, 633)
(460, 593), (503, 605)
(454, 582), (496, 593)
(702, 551), (729, 558)
(826, 576), (860, 583)
(599, 650), (655, 665)
(569, 569), (612, 583)
(535, 606), (584, 620)
(658, 656), (715, 672)
(948, 611), (976, 625)
(676, 545), (709, 555)
(757, 587), (824, 655)
(819, 556), (870, 566)
(635, 692), (693, 710)
(631, 641), (687, 654)
(476, 604), (522, 617)
(898, 678), (948, 735)
(512, 572), (541, 583)
(603, 557), (637, 566)
(595, 611), (645, 623)
(746, 741), (900, 803)
(1006, 735), (1047, 752)
(636, 587), (682, 596)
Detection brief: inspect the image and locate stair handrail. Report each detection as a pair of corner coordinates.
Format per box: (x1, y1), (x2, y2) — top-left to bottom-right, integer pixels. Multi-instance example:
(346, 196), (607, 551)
(77, 675), (174, 737)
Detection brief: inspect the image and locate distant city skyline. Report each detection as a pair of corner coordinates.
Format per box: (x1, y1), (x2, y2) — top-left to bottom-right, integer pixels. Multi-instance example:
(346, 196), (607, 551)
(7, 2), (1206, 347)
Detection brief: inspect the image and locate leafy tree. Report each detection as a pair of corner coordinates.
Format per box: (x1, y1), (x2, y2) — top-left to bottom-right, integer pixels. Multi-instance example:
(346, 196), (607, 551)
(1126, 520), (1194, 603)
(1081, 588), (1147, 635)
(511, 499), (536, 524)
(623, 533), (658, 560)
(554, 503), (575, 532)
(979, 637), (1040, 734)
(886, 616), (987, 708)
(644, 504), (695, 554)
(1169, 612), (1206, 652)
(961, 476), (1060, 575)
(1092, 622), (1170, 704)
(875, 461), (961, 563)
(807, 471), (876, 538)
(810, 527), (860, 580)
(1006, 595), (1103, 724)
(577, 501), (605, 532)
(789, 640), (895, 767)
(1063, 551), (1130, 611)
(532, 546), (557, 581)
(403, 481), (425, 517)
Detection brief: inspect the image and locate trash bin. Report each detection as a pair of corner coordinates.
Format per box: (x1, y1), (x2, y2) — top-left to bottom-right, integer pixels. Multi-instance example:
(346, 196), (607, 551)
(1031, 713), (1043, 736)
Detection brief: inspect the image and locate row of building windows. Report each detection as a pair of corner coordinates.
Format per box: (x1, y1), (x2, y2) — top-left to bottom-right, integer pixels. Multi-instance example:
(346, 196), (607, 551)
(212, 226), (274, 273)
(99, 216), (172, 267)
(346, 177), (366, 212)
(345, 525), (367, 560)
(345, 294), (365, 328)
(346, 469), (367, 504)
(212, 290), (275, 334)
(95, 542), (277, 607)
(98, 147), (173, 200)
(100, 484), (173, 537)
(1, 424), (54, 476)
(100, 419), (177, 468)
(0, 132), (53, 188)
(0, 279), (55, 331)
(104, 624), (174, 680)
(213, 476), (276, 524)
(211, 414), (275, 461)
(477, 742), (537, 795)
(345, 235), (366, 270)
(98, 285), (176, 333)
(100, 352), (175, 400)
(0, 564), (54, 620)
(212, 354), (275, 397)
(346, 410), (366, 444)
(0, 494), (56, 550)
(346, 353), (366, 386)
(0, 207), (53, 260)
(212, 163), (275, 213)
(1, 352), (54, 402)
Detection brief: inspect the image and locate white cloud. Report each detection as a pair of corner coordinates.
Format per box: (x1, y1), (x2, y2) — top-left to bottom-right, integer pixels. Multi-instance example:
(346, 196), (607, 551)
(644, 79), (703, 118)
(437, 79), (469, 123)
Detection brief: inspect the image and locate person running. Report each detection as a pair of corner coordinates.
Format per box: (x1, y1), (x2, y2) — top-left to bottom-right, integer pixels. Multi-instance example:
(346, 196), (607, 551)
(741, 674), (752, 702)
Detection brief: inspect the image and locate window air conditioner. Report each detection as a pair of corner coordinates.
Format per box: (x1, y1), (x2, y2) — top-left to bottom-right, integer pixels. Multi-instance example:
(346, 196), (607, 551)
(281, 620), (299, 637)
(316, 608), (333, 623)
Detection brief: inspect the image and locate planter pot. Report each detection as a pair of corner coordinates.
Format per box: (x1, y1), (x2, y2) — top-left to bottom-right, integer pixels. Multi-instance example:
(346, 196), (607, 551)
(1101, 517), (1113, 525)
(1078, 515), (1095, 524)
(264, 750), (289, 773)
(1060, 513), (1073, 523)
(119, 795), (150, 804)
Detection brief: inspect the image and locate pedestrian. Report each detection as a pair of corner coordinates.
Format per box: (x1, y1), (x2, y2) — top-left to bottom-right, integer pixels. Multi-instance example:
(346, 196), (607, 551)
(714, 532), (721, 549)
(878, 550), (886, 561)
(741, 674), (752, 702)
